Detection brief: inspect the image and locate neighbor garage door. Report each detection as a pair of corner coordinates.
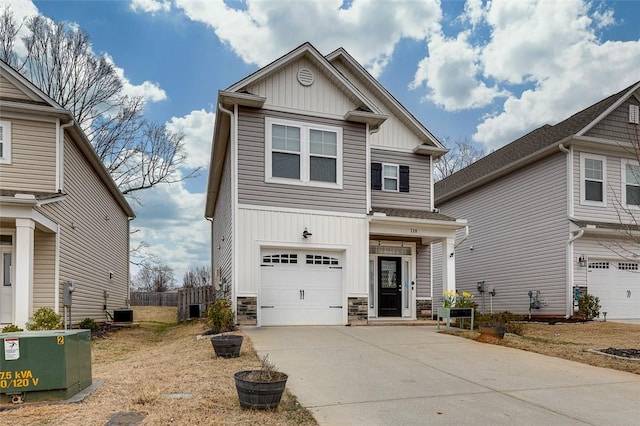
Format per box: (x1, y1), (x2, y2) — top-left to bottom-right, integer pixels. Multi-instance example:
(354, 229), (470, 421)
(261, 249), (343, 326)
(587, 260), (640, 319)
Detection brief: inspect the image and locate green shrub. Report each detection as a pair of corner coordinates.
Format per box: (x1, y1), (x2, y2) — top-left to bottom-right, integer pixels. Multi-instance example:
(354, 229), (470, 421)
(25, 307), (62, 331)
(578, 293), (600, 320)
(2, 324), (23, 333)
(79, 317), (100, 331)
(475, 311), (525, 335)
(207, 298), (236, 334)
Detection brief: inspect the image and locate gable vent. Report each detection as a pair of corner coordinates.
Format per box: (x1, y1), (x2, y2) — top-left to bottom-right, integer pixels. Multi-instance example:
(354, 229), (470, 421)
(630, 104), (639, 124)
(297, 68), (314, 86)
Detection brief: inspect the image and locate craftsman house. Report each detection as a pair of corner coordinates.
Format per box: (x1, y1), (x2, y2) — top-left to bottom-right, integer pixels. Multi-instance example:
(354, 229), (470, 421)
(205, 43), (466, 326)
(0, 60), (134, 328)
(435, 82), (640, 320)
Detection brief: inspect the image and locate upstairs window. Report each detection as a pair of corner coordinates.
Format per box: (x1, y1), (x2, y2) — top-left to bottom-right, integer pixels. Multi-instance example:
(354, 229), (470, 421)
(623, 160), (640, 207)
(266, 117), (342, 188)
(630, 104), (639, 124)
(580, 153), (606, 206)
(0, 121), (11, 164)
(372, 162), (409, 192)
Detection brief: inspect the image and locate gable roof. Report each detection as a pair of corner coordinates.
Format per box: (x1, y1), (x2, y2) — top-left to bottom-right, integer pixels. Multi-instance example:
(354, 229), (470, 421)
(435, 80), (640, 204)
(0, 59), (134, 218)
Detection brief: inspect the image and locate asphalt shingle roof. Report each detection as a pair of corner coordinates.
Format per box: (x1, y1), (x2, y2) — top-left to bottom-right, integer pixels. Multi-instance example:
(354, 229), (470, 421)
(370, 207), (457, 222)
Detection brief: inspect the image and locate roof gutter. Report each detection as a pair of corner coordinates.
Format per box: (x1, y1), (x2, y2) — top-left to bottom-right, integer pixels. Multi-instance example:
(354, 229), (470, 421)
(205, 102), (234, 220)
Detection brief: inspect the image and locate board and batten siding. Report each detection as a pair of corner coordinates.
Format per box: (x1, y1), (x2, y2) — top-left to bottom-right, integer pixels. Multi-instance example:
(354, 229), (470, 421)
(416, 242), (431, 299)
(584, 97), (640, 143)
(212, 145), (233, 294)
(572, 149), (637, 224)
(437, 153), (570, 315)
(0, 118), (57, 192)
(237, 108), (367, 214)
(370, 148), (431, 210)
(236, 207), (368, 296)
(431, 243), (443, 311)
(37, 134), (129, 324)
(0, 74), (31, 101)
(245, 57), (359, 117)
(330, 60), (427, 152)
(33, 230), (56, 309)
(573, 236), (639, 289)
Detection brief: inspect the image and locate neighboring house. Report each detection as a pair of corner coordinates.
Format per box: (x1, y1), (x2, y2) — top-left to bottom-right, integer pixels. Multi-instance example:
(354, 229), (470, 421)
(435, 82), (640, 320)
(205, 43), (466, 326)
(0, 60), (135, 328)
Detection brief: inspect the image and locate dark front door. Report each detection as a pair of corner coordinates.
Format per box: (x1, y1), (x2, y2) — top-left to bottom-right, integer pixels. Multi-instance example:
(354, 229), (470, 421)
(378, 257), (401, 317)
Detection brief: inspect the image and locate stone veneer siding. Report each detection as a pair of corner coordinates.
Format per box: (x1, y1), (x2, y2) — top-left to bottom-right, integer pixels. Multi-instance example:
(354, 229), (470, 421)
(348, 297), (368, 325)
(236, 296), (257, 325)
(417, 299), (432, 319)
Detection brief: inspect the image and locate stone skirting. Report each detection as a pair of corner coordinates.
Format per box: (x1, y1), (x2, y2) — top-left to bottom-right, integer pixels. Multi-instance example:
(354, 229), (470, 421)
(416, 299), (432, 319)
(236, 296), (257, 325)
(348, 297), (369, 325)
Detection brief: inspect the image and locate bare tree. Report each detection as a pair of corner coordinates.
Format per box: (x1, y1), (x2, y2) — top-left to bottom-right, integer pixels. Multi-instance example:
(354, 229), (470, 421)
(133, 264), (176, 292)
(434, 137), (485, 181)
(182, 266), (212, 288)
(0, 8), (198, 196)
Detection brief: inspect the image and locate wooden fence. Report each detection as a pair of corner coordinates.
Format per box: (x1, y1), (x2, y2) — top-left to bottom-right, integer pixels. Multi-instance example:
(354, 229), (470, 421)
(130, 291), (178, 307)
(177, 285), (215, 322)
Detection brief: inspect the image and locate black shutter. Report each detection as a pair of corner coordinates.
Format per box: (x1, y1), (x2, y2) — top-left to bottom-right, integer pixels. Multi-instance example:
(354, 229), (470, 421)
(371, 162), (382, 190)
(399, 165), (410, 192)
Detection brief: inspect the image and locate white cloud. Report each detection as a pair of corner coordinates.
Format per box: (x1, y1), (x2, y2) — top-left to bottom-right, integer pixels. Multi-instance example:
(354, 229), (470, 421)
(130, 0), (171, 14)
(166, 109), (216, 169)
(107, 55), (167, 103)
(4, 0), (39, 57)
(172, 0), (442, 77)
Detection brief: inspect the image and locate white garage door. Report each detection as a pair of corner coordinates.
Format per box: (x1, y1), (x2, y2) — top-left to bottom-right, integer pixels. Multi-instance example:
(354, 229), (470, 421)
(261, 249), (343, 326)
(587, 260), (640, 319)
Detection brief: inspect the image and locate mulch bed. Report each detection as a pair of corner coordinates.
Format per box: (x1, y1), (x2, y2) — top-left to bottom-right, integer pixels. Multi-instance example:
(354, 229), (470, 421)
(597, 348), (640, 360)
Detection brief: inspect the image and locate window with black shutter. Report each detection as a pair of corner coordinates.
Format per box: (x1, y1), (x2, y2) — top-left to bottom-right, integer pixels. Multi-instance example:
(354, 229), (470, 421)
(399, 165), (410, 192)
(371, 162), (382, 190)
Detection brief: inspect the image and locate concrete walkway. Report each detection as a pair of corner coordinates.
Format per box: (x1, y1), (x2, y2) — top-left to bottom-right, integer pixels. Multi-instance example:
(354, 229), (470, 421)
(244, 326), (640, 426)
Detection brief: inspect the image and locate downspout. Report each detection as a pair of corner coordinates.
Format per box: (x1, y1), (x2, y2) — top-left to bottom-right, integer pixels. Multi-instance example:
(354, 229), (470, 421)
(566, 229), (584, 318)
(54, 120), (73, 317)
(58, 120), (74, 192)
(454, 225), (469, 249)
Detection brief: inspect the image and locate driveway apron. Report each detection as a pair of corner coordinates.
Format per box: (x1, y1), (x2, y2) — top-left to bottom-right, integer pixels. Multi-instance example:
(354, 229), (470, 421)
(243, 326), (640, 426)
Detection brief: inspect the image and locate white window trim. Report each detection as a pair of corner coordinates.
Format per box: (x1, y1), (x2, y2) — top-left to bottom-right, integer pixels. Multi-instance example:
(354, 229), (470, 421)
(622, 158), (640, 210)
(265, 117), (343, 189)
(580, 152), (607, 207)
(0, 120), (12, 164)
(382, 163), (399, 192)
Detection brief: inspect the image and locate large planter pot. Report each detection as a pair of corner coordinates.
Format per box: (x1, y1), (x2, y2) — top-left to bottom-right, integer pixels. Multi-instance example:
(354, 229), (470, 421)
(478, 325), (506, 339)
(210, 334), (243, 358)
(234, 370), (288, 410)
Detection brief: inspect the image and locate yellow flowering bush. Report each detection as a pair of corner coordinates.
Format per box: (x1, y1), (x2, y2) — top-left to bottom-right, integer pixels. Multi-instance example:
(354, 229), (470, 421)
(442, 290), (475, 308)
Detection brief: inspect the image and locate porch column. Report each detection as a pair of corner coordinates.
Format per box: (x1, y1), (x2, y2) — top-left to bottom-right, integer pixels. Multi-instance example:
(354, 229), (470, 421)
(441, 236), (456, 294)
(14, 218), (35, 328)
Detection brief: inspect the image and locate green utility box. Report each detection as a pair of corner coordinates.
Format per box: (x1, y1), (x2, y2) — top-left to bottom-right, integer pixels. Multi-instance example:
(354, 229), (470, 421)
(0, 330), (92, 403)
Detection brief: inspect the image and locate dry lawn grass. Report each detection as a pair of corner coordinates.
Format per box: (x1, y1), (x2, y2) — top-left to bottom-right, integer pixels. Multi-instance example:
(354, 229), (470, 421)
(2, 321), (317, 426)
(132, 306), (178, 324)
(445, 321), (640, 375)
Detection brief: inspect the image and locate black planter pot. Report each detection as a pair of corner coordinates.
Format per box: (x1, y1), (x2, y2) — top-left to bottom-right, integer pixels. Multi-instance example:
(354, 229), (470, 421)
(478, 325), (507, 338)
(234, 370), (288, 410)
(210, 334), (243, 358)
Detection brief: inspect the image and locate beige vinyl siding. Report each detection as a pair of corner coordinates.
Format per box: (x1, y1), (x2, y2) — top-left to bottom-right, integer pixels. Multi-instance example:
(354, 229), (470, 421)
(331, 60), (427, 151)
(246, 57), (358, 116)
(573, 149), (637, 223)
(416, 242), (431, 298)
(212, 145), (233, 294)
(371, 148), (431, 210)
(38, 134), (129, 324)
(237, 108), (367, 214)
(33, 229), (55, 309)
(0, 74), (31, 101)
(573, 236), (639, 289)
(0, 118), (56, 192)
(584, 97), (640, 143)
(438, 153), (569, 316)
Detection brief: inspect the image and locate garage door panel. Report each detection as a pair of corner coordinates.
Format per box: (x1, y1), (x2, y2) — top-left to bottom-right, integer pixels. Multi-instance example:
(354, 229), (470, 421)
(588, 260), (640, 319)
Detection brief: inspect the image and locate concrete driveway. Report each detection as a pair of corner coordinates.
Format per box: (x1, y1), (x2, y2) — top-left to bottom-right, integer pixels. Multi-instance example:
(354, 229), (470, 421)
(244, 326), (640, 426)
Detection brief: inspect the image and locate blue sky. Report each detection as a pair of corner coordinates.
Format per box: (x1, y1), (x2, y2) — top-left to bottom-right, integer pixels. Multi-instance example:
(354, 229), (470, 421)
(10, 0), (640, 283)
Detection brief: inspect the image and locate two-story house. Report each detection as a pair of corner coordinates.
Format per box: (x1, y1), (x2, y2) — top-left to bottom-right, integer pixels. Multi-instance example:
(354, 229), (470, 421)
(435, 81), (640, 320)
(0, 60), (134, 328)
(205, 43), (466, 326)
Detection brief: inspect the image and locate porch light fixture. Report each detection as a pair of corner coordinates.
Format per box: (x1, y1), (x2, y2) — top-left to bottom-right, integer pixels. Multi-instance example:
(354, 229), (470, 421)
(578, 254), (587, 267)
(302, 227), (312, 239)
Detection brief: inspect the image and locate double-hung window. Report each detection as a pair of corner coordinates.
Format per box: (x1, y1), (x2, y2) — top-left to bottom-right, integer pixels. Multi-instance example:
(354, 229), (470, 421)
(383, 164), (399, 191)
(266, 117), (342, 188)
(580, 153), (606, 206)
(0, 121), (11, 164)
(623, 160), (640, 208)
